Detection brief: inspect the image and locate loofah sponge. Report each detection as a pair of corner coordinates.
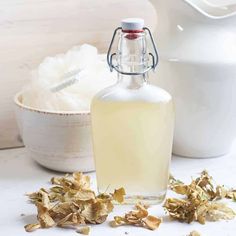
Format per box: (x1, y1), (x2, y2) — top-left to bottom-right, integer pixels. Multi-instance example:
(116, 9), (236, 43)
(22, 44), (117, 112)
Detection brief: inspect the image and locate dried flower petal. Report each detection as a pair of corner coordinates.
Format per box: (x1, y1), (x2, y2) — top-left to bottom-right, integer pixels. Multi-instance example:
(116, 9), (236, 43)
(206, 202), (236, 221)
(37, 202), (55, 228)
(171, 184), (188, 195)
(76, 226), (91, 235)
(226, 189), (236, 201)
(133, 203), (148, 219)
(110, 203), (161, 231)
(112, 188), (126, 203)
(24, 223), (41, 232)
(73, 172), (91, 190)
(188, 231), (201, 236)
(39, 189), (51, 209)
(143, 215), (162, 230)
(136, 202), (150, 209)
(63, 189), (95, 202)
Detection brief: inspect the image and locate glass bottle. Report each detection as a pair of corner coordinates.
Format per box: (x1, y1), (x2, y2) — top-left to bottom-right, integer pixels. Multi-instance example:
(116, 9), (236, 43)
(91, 18), (174, 204)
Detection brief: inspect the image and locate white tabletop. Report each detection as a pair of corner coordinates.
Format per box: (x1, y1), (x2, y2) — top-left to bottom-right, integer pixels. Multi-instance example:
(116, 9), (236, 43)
(0, 146), (236, 236)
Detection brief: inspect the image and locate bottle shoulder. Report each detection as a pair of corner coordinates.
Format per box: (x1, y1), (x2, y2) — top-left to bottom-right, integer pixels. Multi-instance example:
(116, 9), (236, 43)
(93, 83), (172, 104)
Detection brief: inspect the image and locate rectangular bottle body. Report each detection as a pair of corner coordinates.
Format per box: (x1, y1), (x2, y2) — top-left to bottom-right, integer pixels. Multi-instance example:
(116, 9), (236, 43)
(91, 98), (174, 204)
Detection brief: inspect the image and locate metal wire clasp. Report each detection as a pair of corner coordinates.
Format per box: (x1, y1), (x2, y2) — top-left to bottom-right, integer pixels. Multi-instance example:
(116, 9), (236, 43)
(107, 27), (159, 76)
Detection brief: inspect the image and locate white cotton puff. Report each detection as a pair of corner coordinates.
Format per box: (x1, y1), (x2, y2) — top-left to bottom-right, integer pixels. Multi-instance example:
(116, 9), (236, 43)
(22, 44), (117, 112)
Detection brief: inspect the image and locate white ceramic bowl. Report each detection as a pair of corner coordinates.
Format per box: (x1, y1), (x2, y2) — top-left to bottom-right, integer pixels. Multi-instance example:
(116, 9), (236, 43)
(14, 92), (95, 172)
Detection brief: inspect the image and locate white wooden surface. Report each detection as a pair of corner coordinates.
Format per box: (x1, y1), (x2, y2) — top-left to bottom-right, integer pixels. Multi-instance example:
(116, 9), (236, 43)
(0, 146), (236, 235)
(0, 0), (156, 149)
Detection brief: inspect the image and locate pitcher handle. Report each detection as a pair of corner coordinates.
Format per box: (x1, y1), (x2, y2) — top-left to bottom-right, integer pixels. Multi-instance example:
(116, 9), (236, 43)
(184, 0), (236, 19)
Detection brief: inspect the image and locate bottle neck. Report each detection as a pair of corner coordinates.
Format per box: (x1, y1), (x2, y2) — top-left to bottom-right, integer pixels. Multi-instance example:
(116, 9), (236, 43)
(116, 30), (149, 88)
(118, 73), (147, 89)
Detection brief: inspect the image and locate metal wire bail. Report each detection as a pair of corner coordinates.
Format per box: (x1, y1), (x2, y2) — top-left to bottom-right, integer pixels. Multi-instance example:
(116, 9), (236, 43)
(107, 26), (159, 76)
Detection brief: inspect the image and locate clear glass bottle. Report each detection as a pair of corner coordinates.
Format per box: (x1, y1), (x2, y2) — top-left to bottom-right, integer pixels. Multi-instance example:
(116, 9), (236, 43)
(91, 18), (174, 204)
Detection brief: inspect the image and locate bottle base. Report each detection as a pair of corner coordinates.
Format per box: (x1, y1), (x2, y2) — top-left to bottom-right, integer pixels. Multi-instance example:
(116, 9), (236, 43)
(115, 192), (166, 205)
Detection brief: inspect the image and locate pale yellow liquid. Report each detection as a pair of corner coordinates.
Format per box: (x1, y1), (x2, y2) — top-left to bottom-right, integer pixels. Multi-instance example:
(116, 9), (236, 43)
(91, 95), (174, 204)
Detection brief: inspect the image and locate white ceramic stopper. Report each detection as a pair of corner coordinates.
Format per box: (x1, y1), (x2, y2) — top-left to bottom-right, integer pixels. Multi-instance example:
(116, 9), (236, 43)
(121, 18), (144, 31)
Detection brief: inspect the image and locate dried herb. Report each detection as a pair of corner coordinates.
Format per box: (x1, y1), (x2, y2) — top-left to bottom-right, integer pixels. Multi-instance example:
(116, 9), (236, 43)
(24, 223), (41, 232)
(226, 189), (236, 201)
(25, 172), (125, 232)
(110, 202), (162, 230)
(169, 170), (227, 201)
(25, 170), (235, 233)
(164, 170), (236, 224)
(206, 202), (235, 221)
(112, 187), (126, 203)
(188, 231), (201, 236)
(169, 174), (184, 186)
(76, 226), (91, 235)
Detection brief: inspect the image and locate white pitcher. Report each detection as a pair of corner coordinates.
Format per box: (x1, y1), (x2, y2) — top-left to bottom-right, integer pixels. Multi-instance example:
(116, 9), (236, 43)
(149, 0), (236, 158)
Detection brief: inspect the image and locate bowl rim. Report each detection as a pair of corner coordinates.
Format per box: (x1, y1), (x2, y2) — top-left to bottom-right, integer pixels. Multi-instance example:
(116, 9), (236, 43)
(14, 91), (90, 115)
